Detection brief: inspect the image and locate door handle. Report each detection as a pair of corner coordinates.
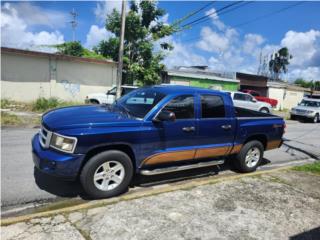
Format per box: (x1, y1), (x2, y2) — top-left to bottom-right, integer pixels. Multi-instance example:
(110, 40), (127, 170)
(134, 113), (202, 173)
(221, 124), (232, 130)
(182, 126), (195, 132)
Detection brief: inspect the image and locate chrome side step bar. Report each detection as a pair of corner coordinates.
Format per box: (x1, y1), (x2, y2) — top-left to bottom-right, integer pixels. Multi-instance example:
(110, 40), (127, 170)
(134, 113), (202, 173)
(140, 160), (224, 176)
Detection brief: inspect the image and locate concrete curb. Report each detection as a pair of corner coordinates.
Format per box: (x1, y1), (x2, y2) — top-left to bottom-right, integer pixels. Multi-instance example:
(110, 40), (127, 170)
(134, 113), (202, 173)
(1, 166), (292, 226)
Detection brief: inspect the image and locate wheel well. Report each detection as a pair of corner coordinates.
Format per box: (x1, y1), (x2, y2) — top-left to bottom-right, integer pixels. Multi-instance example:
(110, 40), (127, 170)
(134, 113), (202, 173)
(89, 99), (99, 104)
(80, 144), (136, 173)
(244, 134), (267, 150)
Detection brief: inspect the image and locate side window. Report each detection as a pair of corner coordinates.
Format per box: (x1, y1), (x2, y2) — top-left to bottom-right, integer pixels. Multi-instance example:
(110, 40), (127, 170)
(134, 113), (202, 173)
(245, 94), (253, 102)
(201, 95), (225, 118)
(234, 93), (246, 101)
(162, 95), (195, 119)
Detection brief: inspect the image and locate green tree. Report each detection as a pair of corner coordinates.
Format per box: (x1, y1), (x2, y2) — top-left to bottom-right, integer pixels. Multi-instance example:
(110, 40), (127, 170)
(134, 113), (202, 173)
(55, 41), (106, 60)
(93, 1), (178, 86)
(269, 47), (293, 80)
(294, 78), (312, 88)
(56, 41), (84, 57)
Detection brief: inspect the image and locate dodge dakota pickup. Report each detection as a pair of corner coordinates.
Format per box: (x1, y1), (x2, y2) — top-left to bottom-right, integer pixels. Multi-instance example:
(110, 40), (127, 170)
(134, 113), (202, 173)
(32, 85), (285, 199)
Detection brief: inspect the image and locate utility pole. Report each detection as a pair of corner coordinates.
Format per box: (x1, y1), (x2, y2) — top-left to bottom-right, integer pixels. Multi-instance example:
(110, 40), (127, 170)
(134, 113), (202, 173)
(70, 8), (78, 42)
(116, 0), (126, 99)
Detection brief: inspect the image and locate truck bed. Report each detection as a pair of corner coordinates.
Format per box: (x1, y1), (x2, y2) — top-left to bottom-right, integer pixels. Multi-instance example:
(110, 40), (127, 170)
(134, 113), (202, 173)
(235, 107), (277, 118)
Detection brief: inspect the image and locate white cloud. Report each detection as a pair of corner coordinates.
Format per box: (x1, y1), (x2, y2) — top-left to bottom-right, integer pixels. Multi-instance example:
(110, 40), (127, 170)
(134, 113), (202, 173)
(280, 29), (320, 67)
(288, 67), (320, 80)
(85, 25), (113, 49)
(196, 27), (230, 53)
(4, 2), (68, 29)
(243, 33), (265, 54)
(163, 38), (207, 68)
(94, 0), (124, 23)
(1, 3), (64, 51)
(205, 8), (225, 31)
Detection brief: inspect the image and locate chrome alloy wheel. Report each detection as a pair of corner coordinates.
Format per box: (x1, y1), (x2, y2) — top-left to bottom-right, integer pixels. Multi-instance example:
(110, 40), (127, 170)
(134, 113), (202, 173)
(245, 147), (261, 168)
(93, 161), (125, 191)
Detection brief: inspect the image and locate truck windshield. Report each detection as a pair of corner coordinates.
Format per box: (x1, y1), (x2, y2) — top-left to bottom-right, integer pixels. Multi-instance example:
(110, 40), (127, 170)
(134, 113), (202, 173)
(299, 100), (320, 108)
(115, 88), (166, 118)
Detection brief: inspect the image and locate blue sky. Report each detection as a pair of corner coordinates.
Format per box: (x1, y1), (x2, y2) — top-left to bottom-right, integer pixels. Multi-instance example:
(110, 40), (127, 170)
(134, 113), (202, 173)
(2, 1), (320, 80)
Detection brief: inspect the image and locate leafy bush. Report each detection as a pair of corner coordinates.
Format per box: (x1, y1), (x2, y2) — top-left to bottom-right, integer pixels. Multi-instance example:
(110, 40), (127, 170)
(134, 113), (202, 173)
(32, 97), (61, 112)
(1, 99), (12, 109)
(1, 112), (23, 125)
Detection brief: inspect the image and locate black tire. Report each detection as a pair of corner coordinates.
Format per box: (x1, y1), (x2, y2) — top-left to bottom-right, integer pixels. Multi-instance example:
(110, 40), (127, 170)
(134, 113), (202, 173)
(259, 107), (269, 114)
(290, 114), (296, 120)
(89, 99), (99, 104)
(313, 114), (319, 123)
(233, 140), (264, 173)
(80, 150), (133, 199)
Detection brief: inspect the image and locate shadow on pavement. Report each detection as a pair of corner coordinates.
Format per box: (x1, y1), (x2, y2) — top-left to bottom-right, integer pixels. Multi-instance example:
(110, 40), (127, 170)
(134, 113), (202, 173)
(33, 168), (88, 199)
(34, 157), (272, 199)
(290, 226), (320, 240)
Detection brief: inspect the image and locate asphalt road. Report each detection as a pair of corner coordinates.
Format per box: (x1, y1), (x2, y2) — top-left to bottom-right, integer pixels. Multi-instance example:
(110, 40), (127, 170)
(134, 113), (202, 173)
(1, 121), (320, 213)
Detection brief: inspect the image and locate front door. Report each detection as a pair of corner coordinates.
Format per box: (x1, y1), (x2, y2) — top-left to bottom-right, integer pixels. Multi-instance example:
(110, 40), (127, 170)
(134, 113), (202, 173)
(140, 94), (197, 167)
(195, 94), (236, 160)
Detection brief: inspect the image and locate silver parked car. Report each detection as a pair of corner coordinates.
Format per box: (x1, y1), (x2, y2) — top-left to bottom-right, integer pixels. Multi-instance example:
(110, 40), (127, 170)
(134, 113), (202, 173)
(290, 98), (320, 123)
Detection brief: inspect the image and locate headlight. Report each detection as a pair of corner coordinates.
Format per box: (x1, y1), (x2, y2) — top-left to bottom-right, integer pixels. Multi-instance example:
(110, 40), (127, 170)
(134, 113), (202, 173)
(50, 133), (77, 153)
(306, 110), (314, 114)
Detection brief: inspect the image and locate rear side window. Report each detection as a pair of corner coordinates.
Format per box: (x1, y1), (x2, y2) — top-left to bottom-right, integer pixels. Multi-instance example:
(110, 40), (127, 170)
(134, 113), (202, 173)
(201, 95), (225, 118)
(163, 95), (195, 119)
(233, 93), (246, 101)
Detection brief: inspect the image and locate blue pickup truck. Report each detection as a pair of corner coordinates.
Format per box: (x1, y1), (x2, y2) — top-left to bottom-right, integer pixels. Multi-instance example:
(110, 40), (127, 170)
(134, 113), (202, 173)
(32, 85), (285, 198)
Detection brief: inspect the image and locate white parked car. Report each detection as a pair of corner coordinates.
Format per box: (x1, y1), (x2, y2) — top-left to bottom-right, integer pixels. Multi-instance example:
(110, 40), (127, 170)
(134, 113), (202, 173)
(228, 92), (272, 113)
(290, 98), (320, 123)
(85, 85), (138, 105)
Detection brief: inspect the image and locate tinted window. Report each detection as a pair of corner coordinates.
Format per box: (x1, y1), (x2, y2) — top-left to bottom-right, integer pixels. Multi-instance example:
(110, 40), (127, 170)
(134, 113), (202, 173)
(234, 93), (246, 101)
(245, 94), (253, 101)
(163, 95), (194, 119)
(201, 95), (225, 118)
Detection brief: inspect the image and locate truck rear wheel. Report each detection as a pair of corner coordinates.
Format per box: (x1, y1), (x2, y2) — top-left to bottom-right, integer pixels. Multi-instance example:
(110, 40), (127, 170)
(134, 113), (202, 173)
(80, 150), (133, 199)
(234, 140), (264, 173)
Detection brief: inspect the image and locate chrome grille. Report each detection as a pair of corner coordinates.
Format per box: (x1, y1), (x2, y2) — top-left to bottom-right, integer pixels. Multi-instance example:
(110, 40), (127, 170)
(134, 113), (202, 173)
(39, 125), (52, 148)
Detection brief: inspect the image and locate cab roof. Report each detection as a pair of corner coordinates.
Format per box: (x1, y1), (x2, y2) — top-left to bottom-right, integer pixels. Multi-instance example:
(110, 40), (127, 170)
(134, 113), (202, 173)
(149, 85), (223, 95)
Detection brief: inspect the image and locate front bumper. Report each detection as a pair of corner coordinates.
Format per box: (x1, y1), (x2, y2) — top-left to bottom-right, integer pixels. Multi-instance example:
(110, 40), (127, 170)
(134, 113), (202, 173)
(32, 133), (85, 180)
(290, 111), (315, 119)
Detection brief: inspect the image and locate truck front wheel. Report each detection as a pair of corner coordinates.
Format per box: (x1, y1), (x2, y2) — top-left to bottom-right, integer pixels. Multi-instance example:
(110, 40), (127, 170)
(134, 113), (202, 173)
(234, 140), (264, 173)
(80, 150), (133, 199)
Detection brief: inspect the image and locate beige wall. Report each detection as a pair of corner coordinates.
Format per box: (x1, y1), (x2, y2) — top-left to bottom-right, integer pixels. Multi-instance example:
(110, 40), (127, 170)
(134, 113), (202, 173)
(1, 51), (117, 102)
(268, 86), (305, 110)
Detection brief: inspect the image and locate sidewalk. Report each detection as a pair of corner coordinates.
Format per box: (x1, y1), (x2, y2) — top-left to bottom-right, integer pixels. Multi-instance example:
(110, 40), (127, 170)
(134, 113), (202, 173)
(2, 170), (320, 240)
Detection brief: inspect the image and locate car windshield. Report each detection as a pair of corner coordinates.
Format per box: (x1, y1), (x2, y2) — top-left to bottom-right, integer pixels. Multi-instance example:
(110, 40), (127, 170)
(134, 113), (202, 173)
(114, 88), (166, 118)
(299, 100), (320, 108)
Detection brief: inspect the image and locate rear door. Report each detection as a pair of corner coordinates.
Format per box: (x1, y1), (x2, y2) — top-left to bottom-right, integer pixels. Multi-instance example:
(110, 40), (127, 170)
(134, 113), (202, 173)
(195, 94), (236, 160)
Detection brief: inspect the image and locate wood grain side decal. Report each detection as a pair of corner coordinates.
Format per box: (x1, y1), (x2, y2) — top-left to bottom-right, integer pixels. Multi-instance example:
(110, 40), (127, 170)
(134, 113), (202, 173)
(141, 149), (196, 166)
(194, 146), (229, 159)
(266, 140), (282, 150)
(229, 144), (243, 154)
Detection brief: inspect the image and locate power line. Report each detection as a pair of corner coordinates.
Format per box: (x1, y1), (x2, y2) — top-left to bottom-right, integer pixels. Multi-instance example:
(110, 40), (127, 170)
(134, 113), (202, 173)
(182, 1), (305, 43)
(182, 1), (243, 28)
(232, 1), (305, 28)
(180, 1), (216, 24)
(185, 1), (253, 28)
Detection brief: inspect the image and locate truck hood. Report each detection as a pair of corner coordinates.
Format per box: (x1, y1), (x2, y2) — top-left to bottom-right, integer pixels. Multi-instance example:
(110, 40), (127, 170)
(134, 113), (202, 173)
(42, 105), (140, 131)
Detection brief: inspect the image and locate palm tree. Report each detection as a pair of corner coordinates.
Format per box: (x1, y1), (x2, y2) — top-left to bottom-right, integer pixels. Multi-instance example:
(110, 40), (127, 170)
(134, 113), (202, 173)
(269, 47), (293, 80)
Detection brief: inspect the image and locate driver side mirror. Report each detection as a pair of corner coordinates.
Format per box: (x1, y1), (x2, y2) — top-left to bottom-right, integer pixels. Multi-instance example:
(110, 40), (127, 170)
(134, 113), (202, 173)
(153, 110), (176, 123)
(251, 98), (257, 102)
